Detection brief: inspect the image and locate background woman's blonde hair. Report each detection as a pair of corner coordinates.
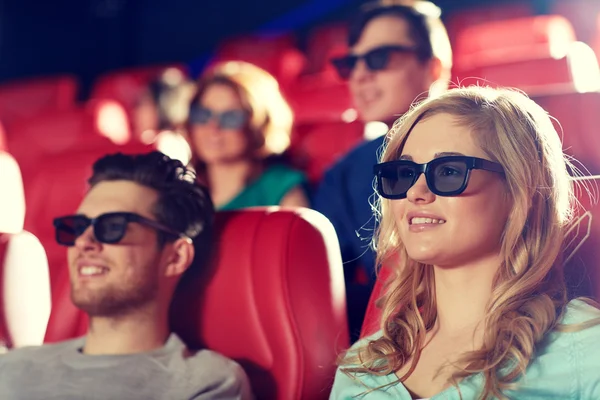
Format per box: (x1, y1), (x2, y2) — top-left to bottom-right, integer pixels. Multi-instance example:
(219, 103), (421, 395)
(339, 86), (581, 399)
(190, 60), (293, 158)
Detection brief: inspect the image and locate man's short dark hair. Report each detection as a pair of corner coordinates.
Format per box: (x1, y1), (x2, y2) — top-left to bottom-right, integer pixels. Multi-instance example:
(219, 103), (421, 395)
(88, 151), (214, 279)
(348, 1), (436, 63)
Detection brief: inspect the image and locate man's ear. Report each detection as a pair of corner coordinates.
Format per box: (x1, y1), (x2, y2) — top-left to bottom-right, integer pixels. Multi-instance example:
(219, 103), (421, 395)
(427, 57), (449, 98)
(427, 56), (443, 84)
(164, 238), (195, 278)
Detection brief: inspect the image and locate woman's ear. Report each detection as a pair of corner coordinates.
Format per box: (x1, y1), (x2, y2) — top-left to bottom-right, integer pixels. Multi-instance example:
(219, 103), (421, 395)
(164, 238), (195, 278)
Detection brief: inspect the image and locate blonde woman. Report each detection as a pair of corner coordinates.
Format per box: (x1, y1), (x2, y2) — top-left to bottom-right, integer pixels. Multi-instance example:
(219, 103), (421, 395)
(331, 86), (600, 399)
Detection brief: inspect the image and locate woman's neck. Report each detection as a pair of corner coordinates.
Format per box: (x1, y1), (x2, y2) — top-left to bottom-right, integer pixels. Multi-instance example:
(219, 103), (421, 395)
(207, 160), (260, 208)
(432, 252), (502, 337)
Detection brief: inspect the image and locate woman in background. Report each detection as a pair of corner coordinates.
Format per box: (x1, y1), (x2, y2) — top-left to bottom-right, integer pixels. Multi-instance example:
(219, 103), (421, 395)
(331, 86), (600, 399)
(188, 61), (308, 210)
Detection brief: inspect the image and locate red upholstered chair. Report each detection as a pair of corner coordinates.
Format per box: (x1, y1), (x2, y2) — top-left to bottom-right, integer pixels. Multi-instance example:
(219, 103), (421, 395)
(304, 23), (349, 75)
(445, 2), (533, 49)
(7, 99), (132, 177)
(287, 52), (363, 184)
(454, 15), (600, 96)
(534, 92), (600, 174)
(0, 75), (78, 125)
(90, 64), (188, 110)
(0, 151), (50, 348)
(211, 34), (306, 94)
(45, 208), (349, 399)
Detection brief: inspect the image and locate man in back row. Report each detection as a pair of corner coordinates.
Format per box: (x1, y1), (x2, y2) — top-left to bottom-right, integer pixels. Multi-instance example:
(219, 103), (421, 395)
(314, 0), (453, 339)
(0, 151), (253, 399)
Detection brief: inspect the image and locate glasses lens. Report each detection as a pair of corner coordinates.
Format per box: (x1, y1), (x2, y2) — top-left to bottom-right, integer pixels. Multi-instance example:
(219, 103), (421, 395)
(219, 110), (247, 130)
(189, 107), (212, 125)
(331, 56), (356, 80)
(96, 214), (128, 244)
(365, 47), (392, 71)
(379, 163), (418, 197)
(54, 216), (90, 246)
(431, 159), (468, 193)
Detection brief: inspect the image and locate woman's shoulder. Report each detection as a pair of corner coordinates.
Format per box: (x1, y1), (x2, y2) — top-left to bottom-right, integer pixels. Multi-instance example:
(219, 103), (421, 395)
(331, 330), (406, 399)
(560, 298), (600, 325)
(526, 299), (600, 397)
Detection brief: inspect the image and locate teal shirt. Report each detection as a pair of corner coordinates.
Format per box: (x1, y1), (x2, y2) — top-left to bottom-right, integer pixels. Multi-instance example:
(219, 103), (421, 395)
(218, 165), (306, 211)
(330, 300), (600, 399)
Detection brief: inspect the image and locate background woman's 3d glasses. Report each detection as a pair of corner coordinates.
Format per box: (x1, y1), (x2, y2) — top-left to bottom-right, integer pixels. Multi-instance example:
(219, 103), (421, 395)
(189, 106), (249, 130)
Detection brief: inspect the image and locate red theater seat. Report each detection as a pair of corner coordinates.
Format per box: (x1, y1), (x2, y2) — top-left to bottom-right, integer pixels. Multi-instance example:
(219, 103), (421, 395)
(534, 92), (600, 174)
(0, 75), (78, 125)
(445, 2), (533, 48)
(288, 64), (362, 184)
(454, 15), (600, 95)
(90, 64), (187, 109)
(304, 23), (349, 74)
(45, 208), (349, 399)
(0, 151), (50, 348)
(7, 99), (131, 176)
(291, 121), (364, 184)
(211, 34), (306, 93)
(360, 177), (600, 339)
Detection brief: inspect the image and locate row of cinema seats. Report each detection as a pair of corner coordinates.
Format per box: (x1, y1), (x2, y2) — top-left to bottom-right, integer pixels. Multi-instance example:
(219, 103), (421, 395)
(1, 4), (600, 397)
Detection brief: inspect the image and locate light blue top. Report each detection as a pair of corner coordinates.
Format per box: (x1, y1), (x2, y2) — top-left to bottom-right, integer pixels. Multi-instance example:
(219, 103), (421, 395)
(330, 300), (600, 399)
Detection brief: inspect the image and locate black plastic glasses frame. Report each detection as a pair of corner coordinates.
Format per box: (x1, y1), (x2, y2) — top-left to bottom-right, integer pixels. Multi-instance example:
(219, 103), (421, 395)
(373, 156), (505, 200)
(53, 212), (184, 246)
(189, 106), (249, 130)
(330, 44), (421, 80)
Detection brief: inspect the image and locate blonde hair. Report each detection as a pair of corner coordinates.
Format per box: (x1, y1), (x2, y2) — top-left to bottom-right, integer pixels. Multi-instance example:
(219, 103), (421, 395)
(339, 86), (586, 399)
(190, 60), (293, 158)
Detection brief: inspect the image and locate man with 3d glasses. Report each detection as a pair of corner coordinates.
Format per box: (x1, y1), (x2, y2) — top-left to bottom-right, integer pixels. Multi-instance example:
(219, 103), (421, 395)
(313, 0), (453, 340)
(0, 151), (253, 400)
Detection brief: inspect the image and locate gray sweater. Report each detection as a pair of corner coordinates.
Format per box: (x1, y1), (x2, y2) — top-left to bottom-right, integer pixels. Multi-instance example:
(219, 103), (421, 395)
(0, 334), (253, 400)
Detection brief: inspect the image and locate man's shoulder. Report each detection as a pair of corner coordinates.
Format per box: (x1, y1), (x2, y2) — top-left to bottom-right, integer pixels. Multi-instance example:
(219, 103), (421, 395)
(0, 338), (82, 363)
(189, 348), (241, 368)
(183, 348), (253, 398)
(328, 136), (385, 173)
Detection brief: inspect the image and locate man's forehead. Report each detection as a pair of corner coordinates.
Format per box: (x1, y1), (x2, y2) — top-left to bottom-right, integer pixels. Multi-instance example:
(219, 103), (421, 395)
(353, 15), (413, 52)
(77, 180), (158, 217)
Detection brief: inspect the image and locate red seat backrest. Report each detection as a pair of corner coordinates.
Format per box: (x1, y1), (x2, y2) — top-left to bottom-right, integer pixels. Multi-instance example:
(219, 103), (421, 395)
(534, 92), (600, 174)
(211, 34), (306, 93)
(90, 64), (188, 109)
(291, 121), (364, 185)
(304, 23), (349, 75)
(45, 208), (349, 399)
(446, 2), (533, 49)
(453, 15), (600, 95)
(7, 99), (132, 177)
(0, 75), (78, 125)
